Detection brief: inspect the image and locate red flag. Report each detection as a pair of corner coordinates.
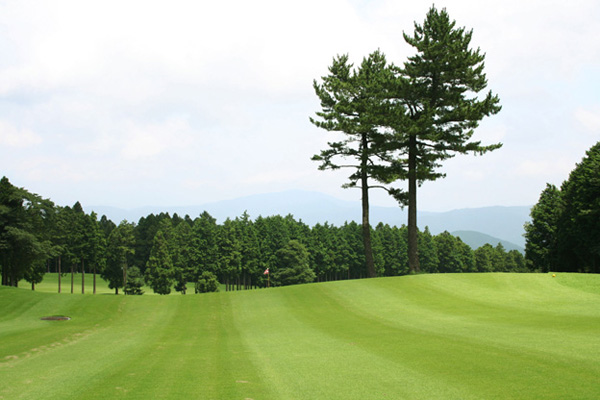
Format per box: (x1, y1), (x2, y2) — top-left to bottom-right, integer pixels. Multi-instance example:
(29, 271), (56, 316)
(263, 268), (269, 275)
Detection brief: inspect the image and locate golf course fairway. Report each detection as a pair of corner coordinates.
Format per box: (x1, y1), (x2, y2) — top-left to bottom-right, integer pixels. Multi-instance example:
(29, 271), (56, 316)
(1, 273), (599, 399)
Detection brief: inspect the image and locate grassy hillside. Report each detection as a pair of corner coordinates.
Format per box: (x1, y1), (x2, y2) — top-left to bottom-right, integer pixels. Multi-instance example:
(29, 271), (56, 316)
(1, 273), (599, 399)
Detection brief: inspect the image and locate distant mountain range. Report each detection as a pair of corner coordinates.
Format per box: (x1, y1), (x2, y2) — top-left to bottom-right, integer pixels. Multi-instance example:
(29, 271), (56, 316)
(88, 190), (530, 250)
(451, 231), (524, 253)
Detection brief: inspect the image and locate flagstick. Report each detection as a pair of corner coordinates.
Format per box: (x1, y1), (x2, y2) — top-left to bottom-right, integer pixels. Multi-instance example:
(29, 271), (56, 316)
(264, 268), (270, 288)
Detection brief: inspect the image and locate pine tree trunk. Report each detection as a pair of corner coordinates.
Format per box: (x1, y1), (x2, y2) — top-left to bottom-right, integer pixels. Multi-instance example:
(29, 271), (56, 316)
(1, 255), (6, 286)
(93, 265), (96, 294)
(408, 135), (420, 273)
(361, 135), (377, 278)
(71, 264), (74, 294)
(58, 256), (62, 293)
(81, 259), (85, 294)
(122, 261), (127, 294)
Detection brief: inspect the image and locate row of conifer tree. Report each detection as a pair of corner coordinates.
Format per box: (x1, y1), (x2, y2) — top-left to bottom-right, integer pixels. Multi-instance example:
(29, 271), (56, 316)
(1, 175), (532, 294)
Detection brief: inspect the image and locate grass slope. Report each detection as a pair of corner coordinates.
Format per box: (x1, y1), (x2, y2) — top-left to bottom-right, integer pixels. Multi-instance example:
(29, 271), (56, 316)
(1, 273), (599, 399)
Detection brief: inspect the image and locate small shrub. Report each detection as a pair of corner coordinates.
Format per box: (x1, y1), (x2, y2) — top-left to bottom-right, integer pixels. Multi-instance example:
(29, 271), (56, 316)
(124, 266), (145, 295)
(195, 271), (219, 293)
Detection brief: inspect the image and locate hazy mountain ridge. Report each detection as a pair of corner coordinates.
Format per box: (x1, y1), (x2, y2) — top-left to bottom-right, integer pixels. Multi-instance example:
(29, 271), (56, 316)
(88, 190), (531, 247)
(452, 230), (524, 253)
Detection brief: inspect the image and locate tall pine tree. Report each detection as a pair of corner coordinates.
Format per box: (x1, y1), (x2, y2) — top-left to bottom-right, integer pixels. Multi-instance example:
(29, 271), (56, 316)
(311, 51), (395, 278)
(387, 6), (502, 273)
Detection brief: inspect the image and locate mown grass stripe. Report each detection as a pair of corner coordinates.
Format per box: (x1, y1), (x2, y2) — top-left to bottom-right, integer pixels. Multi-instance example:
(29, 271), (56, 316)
(1, 273), (599, 399)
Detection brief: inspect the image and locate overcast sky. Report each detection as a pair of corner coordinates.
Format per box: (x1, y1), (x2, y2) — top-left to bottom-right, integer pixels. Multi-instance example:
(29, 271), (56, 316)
(0, 0), (598, 212)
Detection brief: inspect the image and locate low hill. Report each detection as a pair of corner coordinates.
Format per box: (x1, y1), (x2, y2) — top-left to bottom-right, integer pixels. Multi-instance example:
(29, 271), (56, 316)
(1, 273), (598, 399)
(452, 230), (525, 252)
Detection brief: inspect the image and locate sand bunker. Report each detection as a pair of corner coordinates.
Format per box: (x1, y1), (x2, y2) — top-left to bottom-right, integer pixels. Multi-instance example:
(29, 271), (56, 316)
(40, 316), (71, 321)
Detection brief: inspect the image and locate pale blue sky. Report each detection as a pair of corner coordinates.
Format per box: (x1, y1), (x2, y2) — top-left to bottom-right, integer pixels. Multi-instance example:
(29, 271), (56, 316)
(0, 0), (598, 212)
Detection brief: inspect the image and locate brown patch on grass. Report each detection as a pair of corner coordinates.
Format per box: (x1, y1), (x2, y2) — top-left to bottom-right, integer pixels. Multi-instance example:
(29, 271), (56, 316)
(40, 316), (71, 321)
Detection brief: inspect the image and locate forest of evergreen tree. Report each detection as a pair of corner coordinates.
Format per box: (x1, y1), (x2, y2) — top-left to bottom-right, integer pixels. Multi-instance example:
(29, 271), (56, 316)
(0, 176), (530, 294)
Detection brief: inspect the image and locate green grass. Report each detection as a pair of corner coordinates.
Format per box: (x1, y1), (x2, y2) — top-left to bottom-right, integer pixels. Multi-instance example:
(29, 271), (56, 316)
(1, 273), (599, 399)
(17, 273), (202, 295)
(18, 272), (115, 294)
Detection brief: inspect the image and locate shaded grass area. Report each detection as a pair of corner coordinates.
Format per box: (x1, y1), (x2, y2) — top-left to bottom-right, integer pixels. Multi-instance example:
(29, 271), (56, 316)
(1, 273), (599, 399)
(18, 273), (121, 294)
(17, 273), (206, 295)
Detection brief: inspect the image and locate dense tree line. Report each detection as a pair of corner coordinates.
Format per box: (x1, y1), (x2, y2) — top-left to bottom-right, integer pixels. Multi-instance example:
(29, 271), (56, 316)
(525, 141), (600, 273)
(1, 176), (529, 294)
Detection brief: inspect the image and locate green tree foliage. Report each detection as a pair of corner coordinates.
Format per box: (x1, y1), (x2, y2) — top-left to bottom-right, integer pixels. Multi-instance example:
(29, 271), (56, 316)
(3, 175), (535, 293)
(124, 266), (145, 295)
(86, 212), (106, 294)
(558, 142), (600, 272)
(133, 213), (171, 275)
(373, 223), (409, 276)
(102, 221), (135, 294)
(255, 215), (292, 285)
(308, 223), (336, 282)
(172, 221), (194, 294)
(145, 230), (174, 295)
(524, 184), (561, 272)
(312, 7), (501, 276)
(99, 215), (116, 238)
(195, 271), (219, 293)
(192, 211), (220, 278)
(418, 227), (438, 273)
(217, 218), (243, 291)
(474, 243), (495, 272)
(505, 250), (526, 272)
(387, 6), (502, 273)
(434, 232), (476, 273)
(235, 211), (262, 290)
(525, 142), (600, 273)
(271, 240), (316, 287)
(492, 243), (507, 272)
(60, 205), (105, 294)
(338, 221), (365, 280)
(311, 51), (396, 279)
(0, 177), (55, 287)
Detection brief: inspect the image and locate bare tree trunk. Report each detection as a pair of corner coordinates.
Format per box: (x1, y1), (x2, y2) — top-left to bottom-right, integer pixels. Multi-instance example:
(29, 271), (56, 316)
(122, 262), (127, 295)
(1, 255), (7, 286)
(408, 135), (420, 274)
(361, 135), (376, 278)
(58, 256), (62, 293)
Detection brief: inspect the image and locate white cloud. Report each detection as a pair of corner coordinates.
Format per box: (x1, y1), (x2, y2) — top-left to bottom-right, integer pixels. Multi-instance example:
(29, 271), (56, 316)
(574, 106), (600, 133)
(119, 116), (195, 159)
(0, 121), (42, 147)
(514, 158), (575, 180)
(0, 0), (599, 211)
